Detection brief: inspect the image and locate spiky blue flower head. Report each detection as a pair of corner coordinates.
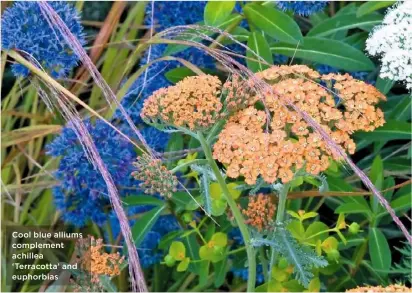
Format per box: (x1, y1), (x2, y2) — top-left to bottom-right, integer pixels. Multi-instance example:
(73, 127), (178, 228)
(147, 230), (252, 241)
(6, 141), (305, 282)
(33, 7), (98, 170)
(1, 1), (85, 78)
(276, 1), (328, 16)
(106, 208), (180, 268)
(146, 1), (206, 31)
(47, 118), (170, 227)
(116, 1), (215, 124)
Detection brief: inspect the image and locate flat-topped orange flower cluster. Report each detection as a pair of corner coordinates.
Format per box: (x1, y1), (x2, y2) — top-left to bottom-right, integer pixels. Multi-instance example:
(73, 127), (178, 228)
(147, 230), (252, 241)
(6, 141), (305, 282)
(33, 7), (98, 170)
(141, 75), (223, 130)
(141, 65), (386, 185)
(78, 237), (124, 284)
(213, 65), (386, 184)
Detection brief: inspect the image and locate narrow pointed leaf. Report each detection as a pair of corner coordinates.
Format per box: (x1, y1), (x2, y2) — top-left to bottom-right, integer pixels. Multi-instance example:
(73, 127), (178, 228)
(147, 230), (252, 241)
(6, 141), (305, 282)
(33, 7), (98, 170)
(247, 31), (273, 72)
(204, 1), (236, 26)
(244, 3), (303, 44)
(307, 13), (383, 38)
(131, 205), (165, 247)
(271, 37), (375, 71)
(357, 1), (395, 17)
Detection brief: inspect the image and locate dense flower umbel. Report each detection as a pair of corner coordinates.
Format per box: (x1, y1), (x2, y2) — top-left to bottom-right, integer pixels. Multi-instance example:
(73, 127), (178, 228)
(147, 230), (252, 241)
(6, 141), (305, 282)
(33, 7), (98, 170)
(276, 1), (328, 16)
(141, 75), (224, 130)
(242, 194), (276, 231)
(1, 1), (85, 78)
(72, 236), (124, 291)
(132, 154), (178, 198)
(366, 2), (412, 90)
(346, 284), (411, 293)
(213, 65), (386, 184)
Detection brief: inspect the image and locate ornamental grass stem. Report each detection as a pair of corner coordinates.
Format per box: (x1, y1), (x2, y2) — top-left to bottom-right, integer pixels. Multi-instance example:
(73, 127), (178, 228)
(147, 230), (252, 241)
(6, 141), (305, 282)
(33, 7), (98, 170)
(197, 131), (256, 292)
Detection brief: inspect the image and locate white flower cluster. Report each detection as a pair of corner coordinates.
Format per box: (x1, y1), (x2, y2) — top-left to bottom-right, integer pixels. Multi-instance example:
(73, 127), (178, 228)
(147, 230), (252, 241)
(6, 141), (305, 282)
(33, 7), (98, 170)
(366, 1), (412, 90)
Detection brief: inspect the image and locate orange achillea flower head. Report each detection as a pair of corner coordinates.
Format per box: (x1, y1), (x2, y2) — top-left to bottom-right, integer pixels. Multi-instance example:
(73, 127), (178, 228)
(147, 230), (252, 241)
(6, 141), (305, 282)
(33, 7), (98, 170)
(213, 65), (386, 184)
(346, 284), (411, 292)
(242, 193), (276, 231)
(132, 153), (178, 198)
(77, 236), (124, 284)
(141, 75), (223, 130)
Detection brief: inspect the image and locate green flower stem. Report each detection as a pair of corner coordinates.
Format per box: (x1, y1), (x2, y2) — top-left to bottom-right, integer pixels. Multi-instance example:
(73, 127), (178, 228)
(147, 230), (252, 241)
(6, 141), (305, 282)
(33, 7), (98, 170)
(197, 131), (256, 292)
(276, 183), (291, 224)
(269, 183), (291, 281)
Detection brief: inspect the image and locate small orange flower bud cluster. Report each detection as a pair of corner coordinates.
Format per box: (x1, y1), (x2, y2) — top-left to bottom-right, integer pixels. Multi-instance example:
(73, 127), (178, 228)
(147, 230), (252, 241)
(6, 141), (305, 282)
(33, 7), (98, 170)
(132, 154), (178, 198)
(242, 193), (276, 231)
(213, 65), (386, 184)
(141, 75), (223, 130)
(346, 284), (411, 292)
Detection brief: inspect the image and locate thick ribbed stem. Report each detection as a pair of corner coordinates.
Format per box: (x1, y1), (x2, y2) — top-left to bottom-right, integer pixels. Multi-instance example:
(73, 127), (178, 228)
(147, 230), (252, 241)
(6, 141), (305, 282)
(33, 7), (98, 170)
(197, 131), (256, 292)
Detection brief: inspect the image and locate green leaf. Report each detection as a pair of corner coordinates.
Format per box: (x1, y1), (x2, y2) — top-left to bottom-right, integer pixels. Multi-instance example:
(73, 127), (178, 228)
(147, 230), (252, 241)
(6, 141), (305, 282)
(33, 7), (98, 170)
(355, 121), (412, 141)
(177, 257), (190, 272)
(369, 228), (391, 273)
(271, 37), (375, 71)
(170, 241), (186, 260)
(308, 278), (321, 292)
(385, 158), (412, 172)
(308, 13), (383, 38)
(204, 1), (236, 26)
(131, 205), (165, 247)
(211, 232), (228, 247)
(357, 1), (395, 17)
(98, 275), (118, 292)
(376, 194), (412, 222)
(370, 155), (383, 190)
(165, 67), (196, 84)
(335, 203), (372, 217)
(247, 31), (273, 72)
(122, 195), (164, 207)
(375, 77), (395, 95)
(388, 95), (412, 121)
(304, 222), (329, 244)
(343, 32), (368, 50)
(182, 234), (202, 273)
(321, 237), (339, 253)
(287, 220), (305, 241)
(222, 26), (250, 44)
(213, 256), (228, 288)
(244, 3), (303, 44)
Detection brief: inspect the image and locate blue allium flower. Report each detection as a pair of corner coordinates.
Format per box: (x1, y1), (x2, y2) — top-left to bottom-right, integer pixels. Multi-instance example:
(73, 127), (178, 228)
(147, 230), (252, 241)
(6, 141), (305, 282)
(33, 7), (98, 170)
(276, 1), (328, 16)
(141, 126), (170, 152)
(1, 1), (85, 78)
(47, 119), (170, 227)
(116, 1), (216, 124)
(146, 1), (206, 31)
(232, 264), (265, 284)
(107, 209), (180, 268)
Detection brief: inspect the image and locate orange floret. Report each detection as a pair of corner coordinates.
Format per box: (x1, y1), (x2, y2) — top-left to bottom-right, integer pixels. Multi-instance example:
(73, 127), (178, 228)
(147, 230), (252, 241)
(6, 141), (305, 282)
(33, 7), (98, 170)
(346, 284), (411, 292)
(213, 65), (386, 184)
(242, 193), (276, 231)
